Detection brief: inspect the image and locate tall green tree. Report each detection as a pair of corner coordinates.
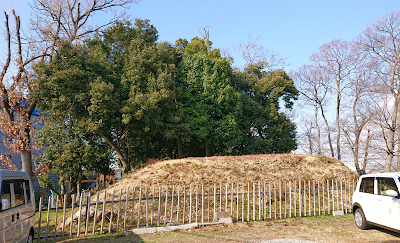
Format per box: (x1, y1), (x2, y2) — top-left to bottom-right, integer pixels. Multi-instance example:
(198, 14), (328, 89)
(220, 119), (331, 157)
(177, 38), (242, 156)
(233, 62), (298, 154)
(35, 20), (179, 173)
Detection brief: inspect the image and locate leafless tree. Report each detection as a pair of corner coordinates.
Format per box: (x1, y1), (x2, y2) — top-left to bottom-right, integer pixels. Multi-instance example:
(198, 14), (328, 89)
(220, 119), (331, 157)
(310, 39), (358, 161)
(358, 11), (400, 172)
(341, 53), (376, 175)
(294, 64), (332, 156)
(198, 27), (211, 54)
(234, 33), (288, 70)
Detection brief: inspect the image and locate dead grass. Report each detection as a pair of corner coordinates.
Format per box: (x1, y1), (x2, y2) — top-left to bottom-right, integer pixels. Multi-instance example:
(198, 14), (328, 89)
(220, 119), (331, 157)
(107, 154), (358, 193)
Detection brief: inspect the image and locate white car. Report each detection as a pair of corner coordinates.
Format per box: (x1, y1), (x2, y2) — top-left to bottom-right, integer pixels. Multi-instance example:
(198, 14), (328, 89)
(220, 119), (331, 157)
(0, 170), (35, 243)
(352, 172), (400, 232)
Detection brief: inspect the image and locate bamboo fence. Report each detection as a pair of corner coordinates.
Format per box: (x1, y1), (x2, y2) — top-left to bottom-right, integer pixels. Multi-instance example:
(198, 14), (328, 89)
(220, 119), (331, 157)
(35, 179), (356, 241)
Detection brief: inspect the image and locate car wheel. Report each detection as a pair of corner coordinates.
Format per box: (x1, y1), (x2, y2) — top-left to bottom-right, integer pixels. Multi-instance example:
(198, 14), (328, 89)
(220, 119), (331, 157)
(27, 230), (33, 243)
(354, 208), (368, 230)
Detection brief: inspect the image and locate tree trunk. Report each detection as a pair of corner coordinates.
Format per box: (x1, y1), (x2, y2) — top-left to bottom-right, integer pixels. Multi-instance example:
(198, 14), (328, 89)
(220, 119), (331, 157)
(385, 97), (398, 172)
(77, 171), (82, 200)
(335, 90), (341, 160)
(320, 104), (335, 157)
(362, 130), (372, 174)
(177, 136), (182, 159)
(101, 134), (130, 173)
(397, 104), (400, 171)
(308, 133), (313, 154)
(20, 150), (33, 178)
(314, 103), (321, 155)
(205, 139), (210, 157)
(60, 177), (65, 195)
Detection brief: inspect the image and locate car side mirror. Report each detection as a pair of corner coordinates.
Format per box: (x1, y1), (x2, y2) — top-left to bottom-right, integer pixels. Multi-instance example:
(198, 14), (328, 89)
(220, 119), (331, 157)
(386, 189), (399, 197)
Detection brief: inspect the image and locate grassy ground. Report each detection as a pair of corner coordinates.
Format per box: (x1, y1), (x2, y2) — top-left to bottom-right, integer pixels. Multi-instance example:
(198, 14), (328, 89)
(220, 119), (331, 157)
(37, 214), (400, 243)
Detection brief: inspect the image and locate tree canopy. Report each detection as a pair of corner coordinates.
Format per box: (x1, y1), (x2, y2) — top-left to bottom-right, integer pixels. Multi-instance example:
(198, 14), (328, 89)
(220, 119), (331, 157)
(34, 20), (298, 191)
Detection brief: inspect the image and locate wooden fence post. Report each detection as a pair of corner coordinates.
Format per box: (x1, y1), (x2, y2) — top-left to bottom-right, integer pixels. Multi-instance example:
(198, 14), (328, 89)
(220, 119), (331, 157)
(189, 185), (193, 224)
(62, 194), (67, 238)
(37, 197), (43, 242)
(100, 192), (106, 234)
(183, 185), (186, 224)
(46, 195), (51, 240)
(253, 182), (256, 221)
(145, 187), (149, 228)
(269, 182), (271, 220)
(170, 186), (174, 224)
(202, 184), (204, 224)
(131, 188), (136, 228)
(116, 189), (122, 231)
(164, 186), (168, 226)
(152, 187), (155, 226)
(85, 192), (91, 236)
(93, 191), (100, 234)
(176, 185), (180, 224)
(137, 188), (142, 229)
(77, 194), (83, 237)
(109, 189), (115, 233)
(289, 181), (292, 218)
(196, 185), (198, 223)
(158, 186), (161, 226)
(124, 188), (129, 230)
(258, 182), (261, 220)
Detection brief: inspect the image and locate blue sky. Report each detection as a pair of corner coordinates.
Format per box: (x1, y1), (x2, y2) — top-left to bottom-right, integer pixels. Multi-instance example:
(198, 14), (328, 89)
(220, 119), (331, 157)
(2, 0), (398, 72)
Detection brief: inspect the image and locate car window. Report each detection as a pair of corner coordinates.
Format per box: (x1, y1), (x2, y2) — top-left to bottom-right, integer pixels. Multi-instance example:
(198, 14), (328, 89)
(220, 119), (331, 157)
(13, 181), (25, 206)
(359, 177), (374, 194)
(377, 177), (399, 196)
(24, 180), (31, 203)
(0, 181), (11, 210)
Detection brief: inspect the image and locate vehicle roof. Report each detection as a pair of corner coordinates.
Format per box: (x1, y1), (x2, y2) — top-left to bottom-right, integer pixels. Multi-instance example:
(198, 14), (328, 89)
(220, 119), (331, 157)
(361, 172), (400, 178)
(0, 169), (30, 179)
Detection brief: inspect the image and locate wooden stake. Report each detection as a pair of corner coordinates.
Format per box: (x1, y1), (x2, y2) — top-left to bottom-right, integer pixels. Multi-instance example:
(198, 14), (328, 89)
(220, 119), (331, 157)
(124, 188), (129, 230)
(189, 185), (193, 224)
(170, 186), (174, 224)
(85, 192), (91, 236)
(176, 185), (180, 223)
(202, 184), (204, 224)
(164, 186), (168, 226)
(116, 190), (122, 231)
(269, 182), (271, 219)
(37, 197), (43, 242)
(145, 187), (149, 228)
(151, 187), (155, 226)
(158, 186), (161, 226)
(100, 192), (105, 234)
(77, 194), (83, 237)
(109, 189), (115, 233)
(62, 194), (67, 238)
(242, 183), (245, 222)
(137, 188), (142, 229)
(131, 188), (136, 228)
(93, 191), (100, 233)
(54, 195), (59, 239)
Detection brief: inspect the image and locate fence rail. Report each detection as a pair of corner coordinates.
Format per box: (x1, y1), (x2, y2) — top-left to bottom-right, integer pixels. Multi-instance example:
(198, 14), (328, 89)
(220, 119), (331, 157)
(35, 179), (356, 241)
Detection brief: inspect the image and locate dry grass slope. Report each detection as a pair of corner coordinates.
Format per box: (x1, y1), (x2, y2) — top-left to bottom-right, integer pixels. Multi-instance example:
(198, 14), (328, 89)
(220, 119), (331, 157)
(108, 154), (358, 192)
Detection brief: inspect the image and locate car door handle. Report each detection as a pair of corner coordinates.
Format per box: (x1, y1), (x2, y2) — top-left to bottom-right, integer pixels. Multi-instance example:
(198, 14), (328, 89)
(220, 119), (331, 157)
(376, 198), (382, 201)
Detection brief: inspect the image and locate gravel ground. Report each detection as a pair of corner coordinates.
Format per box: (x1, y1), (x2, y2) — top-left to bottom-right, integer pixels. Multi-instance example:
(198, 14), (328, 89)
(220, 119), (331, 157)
(260, 240), (320, 243)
